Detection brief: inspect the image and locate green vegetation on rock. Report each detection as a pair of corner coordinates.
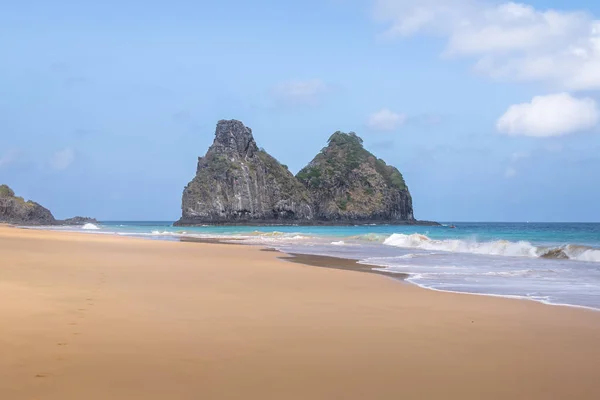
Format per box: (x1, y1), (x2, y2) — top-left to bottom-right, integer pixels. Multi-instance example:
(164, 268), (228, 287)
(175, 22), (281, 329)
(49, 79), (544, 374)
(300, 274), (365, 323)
(374, 158), (406, 190)
(297, 132), (406, 191)
(0, 184), (15, 197)
(0, 184), (56, 225)
(176, 121), (417, 225)
(296, 131), (413, 222)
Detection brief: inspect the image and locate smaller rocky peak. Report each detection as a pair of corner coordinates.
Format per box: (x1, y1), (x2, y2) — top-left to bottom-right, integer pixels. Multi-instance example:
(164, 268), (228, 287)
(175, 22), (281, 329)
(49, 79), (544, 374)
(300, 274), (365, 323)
(298, 129), (408, 193)
(211, 119), (258, 158)
(61, 216), (98, 225)
(0, 184), (56, 225)
(326, 131), (364, 148)
(0, 184), (15, 197)
(316, 131), (366, 162)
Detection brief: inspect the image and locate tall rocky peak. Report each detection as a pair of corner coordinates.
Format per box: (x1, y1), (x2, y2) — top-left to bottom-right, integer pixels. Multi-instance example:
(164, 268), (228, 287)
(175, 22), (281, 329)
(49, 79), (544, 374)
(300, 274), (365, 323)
(296, 131), (414, 222)
(175, 120), (313, 225)
(211, 119), (258, 158)
(0, 184), (56, 225)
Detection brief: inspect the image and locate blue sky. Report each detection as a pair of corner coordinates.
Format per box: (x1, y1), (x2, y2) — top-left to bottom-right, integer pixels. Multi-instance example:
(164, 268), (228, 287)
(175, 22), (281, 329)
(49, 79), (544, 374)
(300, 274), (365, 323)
(1, 0), (600, 222)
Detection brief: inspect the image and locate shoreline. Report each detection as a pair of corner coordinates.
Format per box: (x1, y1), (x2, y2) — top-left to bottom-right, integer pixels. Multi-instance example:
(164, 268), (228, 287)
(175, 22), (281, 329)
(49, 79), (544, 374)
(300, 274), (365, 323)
(178, 234), (600, 312)
(179, 236), (409, 280)
(287, 252), (600, 312)
(15, 224), (600, 311)
(403, 278), (600, 313)
(278, 252), (410, 281)
(173, 219), (441, 227)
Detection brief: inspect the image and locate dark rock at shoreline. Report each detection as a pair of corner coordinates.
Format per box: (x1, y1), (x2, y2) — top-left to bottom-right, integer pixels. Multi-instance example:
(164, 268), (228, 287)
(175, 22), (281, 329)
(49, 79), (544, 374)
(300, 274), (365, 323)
(540, 248), (569, 260)
(296, 131), (414, 223)
(60, 216), (98, 225)
(0, 184), (56, 225)
(175, 120), (313, 226)
(176, 220), (440, 227)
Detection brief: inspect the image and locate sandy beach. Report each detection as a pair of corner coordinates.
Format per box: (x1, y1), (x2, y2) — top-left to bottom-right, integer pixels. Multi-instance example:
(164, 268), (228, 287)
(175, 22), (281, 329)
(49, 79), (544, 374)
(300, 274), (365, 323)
(1, 226), (599, 399)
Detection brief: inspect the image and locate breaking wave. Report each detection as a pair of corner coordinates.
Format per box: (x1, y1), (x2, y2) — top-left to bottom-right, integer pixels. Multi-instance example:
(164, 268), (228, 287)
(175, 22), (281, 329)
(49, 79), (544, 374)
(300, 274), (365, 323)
(383, 233), (600, 263)
(248, 230), (288, 237)
(82, 223), (100, 230)
(349, 233), (389, 242)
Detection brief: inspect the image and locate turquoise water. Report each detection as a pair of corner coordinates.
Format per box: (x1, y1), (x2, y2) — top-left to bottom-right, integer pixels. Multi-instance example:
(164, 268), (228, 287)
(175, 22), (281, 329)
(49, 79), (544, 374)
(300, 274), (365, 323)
(44, 221), (600, 310)
(86, 221), (600, 245)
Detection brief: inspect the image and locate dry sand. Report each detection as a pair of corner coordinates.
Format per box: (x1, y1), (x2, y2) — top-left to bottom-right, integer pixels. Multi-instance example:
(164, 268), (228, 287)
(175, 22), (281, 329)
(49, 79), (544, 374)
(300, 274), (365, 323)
(1, 226), (599, 399)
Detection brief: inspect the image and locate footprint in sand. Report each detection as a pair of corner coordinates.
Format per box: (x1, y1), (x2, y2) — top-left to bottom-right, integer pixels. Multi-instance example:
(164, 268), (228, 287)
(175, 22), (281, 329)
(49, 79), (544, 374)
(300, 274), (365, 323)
(57, 343), (68, 346)
(35, 374), (47, 378)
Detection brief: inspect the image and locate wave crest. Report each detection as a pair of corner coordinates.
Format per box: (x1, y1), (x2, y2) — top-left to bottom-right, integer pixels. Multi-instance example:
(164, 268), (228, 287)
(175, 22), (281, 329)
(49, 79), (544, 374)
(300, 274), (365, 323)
(349, 233), (388, 242)
(383, 233), (600, 262)
(82, 223), (100, 230)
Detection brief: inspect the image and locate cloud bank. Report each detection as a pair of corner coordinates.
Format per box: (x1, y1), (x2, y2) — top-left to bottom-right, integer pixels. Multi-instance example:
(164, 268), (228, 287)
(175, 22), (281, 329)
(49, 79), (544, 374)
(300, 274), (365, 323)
(374, 0), (600, 91)
(374, 1), (600, 136)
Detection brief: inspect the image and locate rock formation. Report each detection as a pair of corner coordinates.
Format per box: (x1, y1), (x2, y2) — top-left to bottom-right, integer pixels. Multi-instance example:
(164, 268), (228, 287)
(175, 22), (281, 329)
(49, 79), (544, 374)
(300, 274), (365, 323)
(175, 120), (313, 225)
(0, 185), (99, 226)
(176, 120), (435, 226)
(0, 184), (56, 225)
(296, 131), (414, 223)
(61, 216), (98, 225)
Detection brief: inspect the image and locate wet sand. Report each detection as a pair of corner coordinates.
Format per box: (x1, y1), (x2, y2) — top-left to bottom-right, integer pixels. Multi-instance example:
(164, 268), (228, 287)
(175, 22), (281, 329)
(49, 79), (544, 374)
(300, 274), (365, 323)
(1, 226), (599, 399)
(279, 251), (409, 279)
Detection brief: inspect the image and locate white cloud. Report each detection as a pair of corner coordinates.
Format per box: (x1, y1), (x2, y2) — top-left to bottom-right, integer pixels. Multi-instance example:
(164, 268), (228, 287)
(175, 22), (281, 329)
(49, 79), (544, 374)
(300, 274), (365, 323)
(50, 147), (75, 170)
(271, 79), (329, 105)
(496, 93), (599, 137)
(367, 108), (407, 131)
(374, 0), (600, 90)
(0, 149), (19, 168)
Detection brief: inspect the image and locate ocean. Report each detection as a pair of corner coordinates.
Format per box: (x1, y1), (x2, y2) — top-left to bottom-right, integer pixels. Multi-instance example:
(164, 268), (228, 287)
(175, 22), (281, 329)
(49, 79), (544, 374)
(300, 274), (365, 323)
(41, 221), (600, 310)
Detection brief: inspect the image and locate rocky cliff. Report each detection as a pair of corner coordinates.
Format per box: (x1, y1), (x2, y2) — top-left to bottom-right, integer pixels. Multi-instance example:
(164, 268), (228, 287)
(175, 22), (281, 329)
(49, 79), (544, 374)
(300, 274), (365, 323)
(296, 132), (414, 223)
(0, 185), (56, 225)
(175, 121), (433, 226)
(175, 120), (313, 225)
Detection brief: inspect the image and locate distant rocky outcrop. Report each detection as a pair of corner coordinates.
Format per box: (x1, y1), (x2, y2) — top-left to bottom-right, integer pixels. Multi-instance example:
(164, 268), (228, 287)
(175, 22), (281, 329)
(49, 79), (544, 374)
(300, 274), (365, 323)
(60, 216), (98, 225)
(296, 132), (415, 223)
(0, 185), (98, 226)
(0, 185), (56, 225)
(174, 120), (313, 225)
(175, 120), (436, 226)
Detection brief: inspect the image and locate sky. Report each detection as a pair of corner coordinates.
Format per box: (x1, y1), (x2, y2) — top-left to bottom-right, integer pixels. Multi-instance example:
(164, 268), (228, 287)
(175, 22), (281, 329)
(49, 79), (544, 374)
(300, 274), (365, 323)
(1, 0), (600, 222)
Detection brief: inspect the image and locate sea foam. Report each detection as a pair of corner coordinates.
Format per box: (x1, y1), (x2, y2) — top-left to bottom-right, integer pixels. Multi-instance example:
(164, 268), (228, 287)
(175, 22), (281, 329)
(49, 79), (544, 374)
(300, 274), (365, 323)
(383, 233), (600, 262)
(82, 223), (100, 230)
